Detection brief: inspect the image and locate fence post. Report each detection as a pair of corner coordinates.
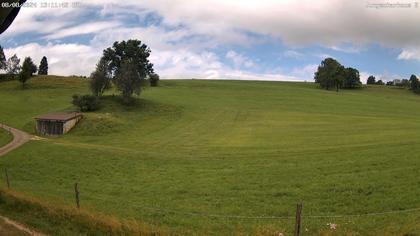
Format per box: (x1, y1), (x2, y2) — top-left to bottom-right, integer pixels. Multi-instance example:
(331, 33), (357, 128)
(5, 169), (10, 189)
(74, 182), (80, 209)
(294, 203), (302, 236)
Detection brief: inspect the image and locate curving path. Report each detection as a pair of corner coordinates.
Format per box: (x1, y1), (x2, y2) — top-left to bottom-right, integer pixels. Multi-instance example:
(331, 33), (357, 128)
(0, 124), (33, 157)
(0, 124), (48, 235)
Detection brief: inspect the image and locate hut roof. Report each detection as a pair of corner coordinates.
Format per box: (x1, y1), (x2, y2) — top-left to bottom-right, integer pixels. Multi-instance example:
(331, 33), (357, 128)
(35, 112), (82, 122)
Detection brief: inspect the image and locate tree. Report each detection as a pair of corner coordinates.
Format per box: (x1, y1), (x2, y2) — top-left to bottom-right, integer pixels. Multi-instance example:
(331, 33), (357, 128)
(367, 76), (376, 85)
(18, 57), (36, 87)
(396, 79), (410, 88)
(101, 40), (154, 102)
(115, 59), (142, 104)
(0, 46), (6, 71)
(386, 81), (394, 86)
(72, 94), (100, 112)
(409, 74), (418, 91)
(90, 57), (111, 96)
(343, 67), (361, 88)
(376, 80), (384, 85)
(314, 58), (345, 91)
(6, 54), (20, 74)
(149, 73), (159, 87)
(38, 56), (48, 75)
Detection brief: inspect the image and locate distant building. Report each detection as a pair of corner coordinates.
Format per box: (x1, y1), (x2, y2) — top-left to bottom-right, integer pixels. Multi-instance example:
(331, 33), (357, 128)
(35, 112), (82, 135)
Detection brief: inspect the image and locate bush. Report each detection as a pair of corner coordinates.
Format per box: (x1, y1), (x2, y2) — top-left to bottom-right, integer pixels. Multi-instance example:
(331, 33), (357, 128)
(149, 73), (160, 87)
(72, 95), (100, 112)
(0, 74), (17, 81)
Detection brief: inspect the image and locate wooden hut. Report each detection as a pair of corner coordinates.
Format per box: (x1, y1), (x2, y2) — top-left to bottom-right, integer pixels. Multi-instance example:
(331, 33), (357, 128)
(35, 112), (82, 135)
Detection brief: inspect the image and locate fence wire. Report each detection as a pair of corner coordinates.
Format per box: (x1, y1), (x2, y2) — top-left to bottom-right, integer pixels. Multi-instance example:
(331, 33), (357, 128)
(133, 204), (420, 220)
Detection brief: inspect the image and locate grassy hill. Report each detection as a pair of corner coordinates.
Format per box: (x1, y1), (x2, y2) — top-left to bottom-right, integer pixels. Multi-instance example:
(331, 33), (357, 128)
(0, 76), (419, 235)
(0, 129), (12, 147)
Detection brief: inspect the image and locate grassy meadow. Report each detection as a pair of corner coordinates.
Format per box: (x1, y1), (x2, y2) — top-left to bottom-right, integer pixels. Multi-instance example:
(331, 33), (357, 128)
(0, 129), (12, 147)
(0, 76), (419, 235)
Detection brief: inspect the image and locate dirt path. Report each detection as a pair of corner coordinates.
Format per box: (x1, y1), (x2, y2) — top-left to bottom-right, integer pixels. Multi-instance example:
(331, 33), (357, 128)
(0, 124), (33, 157)
(0, 216), (47, 236)
(0, 124), (48, 236)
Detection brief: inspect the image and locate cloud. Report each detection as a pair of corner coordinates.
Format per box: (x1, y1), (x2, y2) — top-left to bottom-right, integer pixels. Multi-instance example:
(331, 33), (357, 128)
(225, 50), (255, 68)
(283, 50), (304, 59)
(1, 0), (418, 81)
(44, 21), (122, 40)
(4, 43), (101, 76)
(398, 47), (420, 61)
(291, 64), (318, 81)
(135, 0), (420, 48)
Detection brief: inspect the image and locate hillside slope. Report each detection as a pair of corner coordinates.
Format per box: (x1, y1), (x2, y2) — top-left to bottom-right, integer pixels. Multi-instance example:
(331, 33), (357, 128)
(0, 76), (419, 235)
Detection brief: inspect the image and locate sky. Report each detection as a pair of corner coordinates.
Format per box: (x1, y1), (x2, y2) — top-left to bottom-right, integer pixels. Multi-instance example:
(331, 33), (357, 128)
(0, 0), (420, 83)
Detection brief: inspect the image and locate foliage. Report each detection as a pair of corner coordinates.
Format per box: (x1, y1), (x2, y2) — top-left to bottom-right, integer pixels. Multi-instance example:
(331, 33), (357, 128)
(38, 56), (48, 75)
(315, 58), (360, 91)
(366, 76), (376, 84)
(314, 58), (344, 91)
(72, 94), (100, 112)
(89, 57), (111, 96)
(18, 57), (36, 87)
(396, 79), (410, 88)
(101, 40), (154, 102)
(376, 79), (385, 85)
(386, 81), (394, 86)
(0, 74), (17, 81)
(149, 73), (160, 87)
(343, 67), (362, 88)
(114, 59), (141, 104)
(6, 54), (21, 74)
(0, 46), (6, 71)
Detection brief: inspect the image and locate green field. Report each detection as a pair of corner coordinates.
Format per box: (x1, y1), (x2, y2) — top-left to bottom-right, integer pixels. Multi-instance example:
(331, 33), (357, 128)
(0, 76), (419, 235)
(0, 129), (12, 147)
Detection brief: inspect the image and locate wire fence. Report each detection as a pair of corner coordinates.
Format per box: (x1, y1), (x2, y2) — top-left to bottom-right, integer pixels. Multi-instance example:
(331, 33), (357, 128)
(2, 168), (420, 236)
(127, 203), (420, 220)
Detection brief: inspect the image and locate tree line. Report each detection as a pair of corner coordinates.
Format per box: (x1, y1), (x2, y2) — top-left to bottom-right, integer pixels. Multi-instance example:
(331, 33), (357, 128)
(314, 58), (361, 91)
(0, 45), (48, 87)
(72, 39), (160, 111)
(314, 57), (418, 95)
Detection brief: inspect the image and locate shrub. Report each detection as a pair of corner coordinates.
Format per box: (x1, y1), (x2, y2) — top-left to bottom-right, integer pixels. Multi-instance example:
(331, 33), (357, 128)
(149, 73), (160, 87)
(0, 74), (17, 81)
(72, 95), (100, 112)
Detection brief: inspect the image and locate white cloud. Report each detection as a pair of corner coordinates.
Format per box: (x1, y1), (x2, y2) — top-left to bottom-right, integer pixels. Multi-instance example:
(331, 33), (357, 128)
(398, 48), (420, 61)
(283, 50), (304, 59)
(2, 0), (418, 80)
(291, 64), (318, 81)
(4, 43), (101, 76)
(225, 50), (255, 68)
(44, 21), (122, 40)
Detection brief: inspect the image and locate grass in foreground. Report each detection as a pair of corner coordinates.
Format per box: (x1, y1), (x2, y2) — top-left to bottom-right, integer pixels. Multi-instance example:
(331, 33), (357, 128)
(0, 76), (419, 235)
(0, 129), (12, 147)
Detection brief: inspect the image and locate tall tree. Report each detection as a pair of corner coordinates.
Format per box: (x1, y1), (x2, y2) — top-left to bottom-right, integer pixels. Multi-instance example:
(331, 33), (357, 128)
(149, 73), (160, 87)
(90, 57), (111, 96)
(409, 74), (418, 91)
(101, 39), (154, 102)
(366, 76), (376, 85)
(314, 58), (345, 91)
(376, 80), (384, 85)
(0, 46), (6, 71)
(115, 59), (141, 104)
(38, 56), (48, 75)
(6, 54), (21, 74)
(343, 67), (361, 89)
(18, 57), (36, 87)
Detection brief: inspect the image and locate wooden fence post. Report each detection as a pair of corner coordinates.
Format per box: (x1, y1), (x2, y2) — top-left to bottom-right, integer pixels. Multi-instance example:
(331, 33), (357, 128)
(5, 169), (10, 189)
(294, 203), (303, 236)
(74, 182), (80, 209)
